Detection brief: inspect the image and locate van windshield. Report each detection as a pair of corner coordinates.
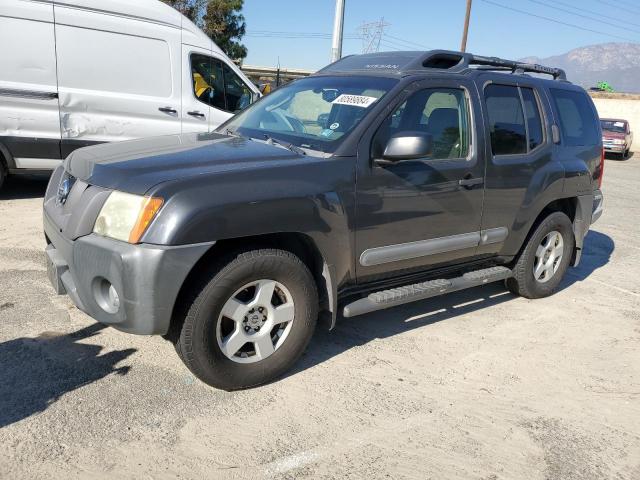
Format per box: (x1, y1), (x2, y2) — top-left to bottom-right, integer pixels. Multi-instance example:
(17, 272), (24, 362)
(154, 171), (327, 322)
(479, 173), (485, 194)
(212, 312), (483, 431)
(220, 76), (398, 152)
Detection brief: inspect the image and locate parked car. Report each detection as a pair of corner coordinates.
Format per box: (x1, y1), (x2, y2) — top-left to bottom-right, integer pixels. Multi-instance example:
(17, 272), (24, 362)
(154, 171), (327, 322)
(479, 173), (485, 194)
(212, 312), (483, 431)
(0, 0), (259, 190)
(44, 50), (604, 390)
(601, 118), (632, 159)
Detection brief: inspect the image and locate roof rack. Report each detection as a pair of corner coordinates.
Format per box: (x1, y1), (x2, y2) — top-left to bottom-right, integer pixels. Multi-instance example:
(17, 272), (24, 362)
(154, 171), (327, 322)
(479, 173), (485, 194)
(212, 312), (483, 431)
(317, 50), (568, 81)
(412, 50), (567, 81)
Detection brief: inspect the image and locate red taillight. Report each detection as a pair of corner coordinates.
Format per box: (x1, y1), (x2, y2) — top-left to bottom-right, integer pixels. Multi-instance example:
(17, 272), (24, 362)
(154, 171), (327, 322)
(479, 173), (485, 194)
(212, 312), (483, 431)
(598, 147), (605, 189)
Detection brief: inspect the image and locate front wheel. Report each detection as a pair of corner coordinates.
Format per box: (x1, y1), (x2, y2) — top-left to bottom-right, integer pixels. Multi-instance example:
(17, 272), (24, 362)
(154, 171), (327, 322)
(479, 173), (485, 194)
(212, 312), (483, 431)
(506, 212), (575, 299)
(173, 249), (318, 390)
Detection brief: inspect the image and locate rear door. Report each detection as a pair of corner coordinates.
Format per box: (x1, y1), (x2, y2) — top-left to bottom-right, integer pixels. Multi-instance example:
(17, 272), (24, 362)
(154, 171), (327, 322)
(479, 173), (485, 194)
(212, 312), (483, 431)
(0, 0), (61, 169)
(354, 78), (487, 282)
(477, 79), (563, 258)
(54, 4), (182, 157)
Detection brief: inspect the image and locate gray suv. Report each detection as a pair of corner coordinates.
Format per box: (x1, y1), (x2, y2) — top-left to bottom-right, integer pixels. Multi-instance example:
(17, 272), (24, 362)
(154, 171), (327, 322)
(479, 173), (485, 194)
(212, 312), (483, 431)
(44, 51), (604, 390)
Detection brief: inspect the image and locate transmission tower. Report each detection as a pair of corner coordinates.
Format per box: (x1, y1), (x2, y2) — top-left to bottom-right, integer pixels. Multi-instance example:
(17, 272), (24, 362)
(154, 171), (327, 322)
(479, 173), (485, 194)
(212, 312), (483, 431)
(357, 18), (390, 54)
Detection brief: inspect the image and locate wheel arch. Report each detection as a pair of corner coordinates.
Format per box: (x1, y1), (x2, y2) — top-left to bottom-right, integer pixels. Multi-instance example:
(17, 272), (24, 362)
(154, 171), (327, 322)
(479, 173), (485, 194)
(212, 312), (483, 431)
(513, 196), (581, 267)
(0, 141), (15, 170)
(165, 232), (337, 342)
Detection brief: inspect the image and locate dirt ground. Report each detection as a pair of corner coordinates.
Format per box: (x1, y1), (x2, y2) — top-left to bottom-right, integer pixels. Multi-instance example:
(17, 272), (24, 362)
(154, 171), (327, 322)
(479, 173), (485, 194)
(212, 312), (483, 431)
(0, 155), (639, 480)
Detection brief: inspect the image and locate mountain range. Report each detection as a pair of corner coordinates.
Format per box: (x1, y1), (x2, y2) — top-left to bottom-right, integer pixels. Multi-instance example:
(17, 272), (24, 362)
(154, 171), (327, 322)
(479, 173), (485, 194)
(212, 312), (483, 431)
(519, 43), (640, 93)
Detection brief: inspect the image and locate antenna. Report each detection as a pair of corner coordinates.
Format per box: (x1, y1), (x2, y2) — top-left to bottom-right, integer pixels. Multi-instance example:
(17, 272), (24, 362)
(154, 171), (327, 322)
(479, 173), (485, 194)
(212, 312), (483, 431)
(357, 18), (391, 54)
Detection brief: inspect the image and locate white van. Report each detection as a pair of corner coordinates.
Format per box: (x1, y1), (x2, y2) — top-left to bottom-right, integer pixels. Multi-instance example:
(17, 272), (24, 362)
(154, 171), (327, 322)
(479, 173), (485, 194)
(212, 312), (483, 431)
(0, 0), (259, 187)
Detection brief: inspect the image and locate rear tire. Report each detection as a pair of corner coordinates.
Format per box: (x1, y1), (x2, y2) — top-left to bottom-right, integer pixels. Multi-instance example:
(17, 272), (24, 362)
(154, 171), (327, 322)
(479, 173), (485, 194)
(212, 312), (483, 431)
(506, 212), (575, 299)
(173, 249), (318, 390)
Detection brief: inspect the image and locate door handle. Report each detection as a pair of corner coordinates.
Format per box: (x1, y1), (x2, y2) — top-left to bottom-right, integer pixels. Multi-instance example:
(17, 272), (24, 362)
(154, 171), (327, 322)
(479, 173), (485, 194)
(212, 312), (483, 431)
(188, 111), (206, 118)
(458, 175), (484, 189)
(159, 107), (177, 114)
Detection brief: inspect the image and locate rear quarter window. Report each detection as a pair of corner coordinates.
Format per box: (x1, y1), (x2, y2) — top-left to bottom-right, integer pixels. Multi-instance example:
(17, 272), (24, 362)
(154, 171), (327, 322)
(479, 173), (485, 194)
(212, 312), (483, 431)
(550, 89), (599, 146)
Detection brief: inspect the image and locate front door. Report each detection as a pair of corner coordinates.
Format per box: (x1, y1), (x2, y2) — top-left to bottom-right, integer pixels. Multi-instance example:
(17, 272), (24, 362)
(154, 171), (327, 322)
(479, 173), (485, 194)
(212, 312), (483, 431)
(355, 80), (487, 282)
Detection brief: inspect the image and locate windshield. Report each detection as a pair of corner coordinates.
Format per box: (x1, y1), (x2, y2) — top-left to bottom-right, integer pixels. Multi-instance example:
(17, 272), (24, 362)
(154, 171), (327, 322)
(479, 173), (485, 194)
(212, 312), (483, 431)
(601, 120), (627, 133)
(220, 75), (398, 152)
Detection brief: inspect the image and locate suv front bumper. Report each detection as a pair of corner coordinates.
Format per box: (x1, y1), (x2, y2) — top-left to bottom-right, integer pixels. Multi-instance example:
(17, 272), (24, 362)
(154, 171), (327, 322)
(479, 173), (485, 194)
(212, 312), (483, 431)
(44, 211), (214, 335)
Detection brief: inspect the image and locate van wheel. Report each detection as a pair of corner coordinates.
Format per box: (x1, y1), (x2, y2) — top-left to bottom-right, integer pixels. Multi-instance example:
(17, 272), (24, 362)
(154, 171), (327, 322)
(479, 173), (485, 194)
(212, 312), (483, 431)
(173, 249), (318, 390)
(506, 212), (574, 299)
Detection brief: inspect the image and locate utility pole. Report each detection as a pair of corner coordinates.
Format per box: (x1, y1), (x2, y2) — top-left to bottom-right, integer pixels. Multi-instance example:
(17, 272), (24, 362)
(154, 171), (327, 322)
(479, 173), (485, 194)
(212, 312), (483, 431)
(330, 0), (346, 62)
(460, 0), (472, 52)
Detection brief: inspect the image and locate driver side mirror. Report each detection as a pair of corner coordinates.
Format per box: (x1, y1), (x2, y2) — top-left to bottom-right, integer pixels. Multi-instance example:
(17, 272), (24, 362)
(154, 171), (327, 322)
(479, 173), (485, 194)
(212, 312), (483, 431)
(378, 132), (433, 163)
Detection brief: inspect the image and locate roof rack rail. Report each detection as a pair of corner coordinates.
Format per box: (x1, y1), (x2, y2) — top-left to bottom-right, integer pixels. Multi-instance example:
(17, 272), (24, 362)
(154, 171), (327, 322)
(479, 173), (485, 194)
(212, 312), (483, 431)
(409, 50), (567, 81)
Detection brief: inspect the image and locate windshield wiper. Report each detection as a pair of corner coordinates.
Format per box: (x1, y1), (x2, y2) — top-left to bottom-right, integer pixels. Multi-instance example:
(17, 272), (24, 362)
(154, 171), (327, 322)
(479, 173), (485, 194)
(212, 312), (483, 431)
(263, 134), (306, 156)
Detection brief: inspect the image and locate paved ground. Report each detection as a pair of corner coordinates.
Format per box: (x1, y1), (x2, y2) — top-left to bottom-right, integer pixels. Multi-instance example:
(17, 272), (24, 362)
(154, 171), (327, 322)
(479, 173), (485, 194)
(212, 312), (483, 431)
(0, 156), (639, 480)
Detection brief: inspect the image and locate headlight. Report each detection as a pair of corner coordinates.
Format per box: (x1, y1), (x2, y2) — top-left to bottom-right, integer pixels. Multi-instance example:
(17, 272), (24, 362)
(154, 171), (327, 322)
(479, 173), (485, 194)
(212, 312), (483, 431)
(93, 191), (163, 243)
(613, 139), (625, 145)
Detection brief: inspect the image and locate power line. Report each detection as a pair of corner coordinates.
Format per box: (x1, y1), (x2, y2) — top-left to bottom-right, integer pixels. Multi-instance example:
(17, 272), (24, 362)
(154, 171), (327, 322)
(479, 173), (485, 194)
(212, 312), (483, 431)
(381, 36), (427, 51)
(384, 33), (431, 49)
(553, 0), (640, 29)
(525, 0), (640, 36)
(245, 30), (360, 40)
(480, 0), (639, 43)
(597, 0), (640, 15)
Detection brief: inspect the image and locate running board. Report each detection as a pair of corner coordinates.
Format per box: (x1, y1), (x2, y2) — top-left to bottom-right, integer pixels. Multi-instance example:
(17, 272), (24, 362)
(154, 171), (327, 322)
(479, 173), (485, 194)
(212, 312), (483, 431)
(342, 266), (513, 318)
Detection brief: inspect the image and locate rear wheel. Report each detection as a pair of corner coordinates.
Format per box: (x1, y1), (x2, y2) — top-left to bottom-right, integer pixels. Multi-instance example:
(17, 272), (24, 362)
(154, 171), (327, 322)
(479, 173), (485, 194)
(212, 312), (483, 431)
(173, 249), (318, 390)
(506, 212), (574, 299)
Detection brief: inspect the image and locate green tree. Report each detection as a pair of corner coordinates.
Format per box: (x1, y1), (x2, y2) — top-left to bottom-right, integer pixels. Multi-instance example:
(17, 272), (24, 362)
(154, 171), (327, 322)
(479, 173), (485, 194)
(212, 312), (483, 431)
(162, 0), (248, 62)
(160, 0), (207, 25)
(202, 0), (247, 62)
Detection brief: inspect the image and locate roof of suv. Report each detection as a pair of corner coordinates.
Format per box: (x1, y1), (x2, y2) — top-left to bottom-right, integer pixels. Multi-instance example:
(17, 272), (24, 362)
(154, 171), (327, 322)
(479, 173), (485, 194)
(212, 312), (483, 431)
(318, 50), (569, 84)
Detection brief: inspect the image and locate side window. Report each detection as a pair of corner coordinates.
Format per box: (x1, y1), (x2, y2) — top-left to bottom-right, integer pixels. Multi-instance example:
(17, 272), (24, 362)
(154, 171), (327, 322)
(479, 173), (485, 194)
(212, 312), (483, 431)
(485, 85), (527, 155)
(550, 88), (599, 146)
(372, 88), (470, 160)
(222, 63), (253, 112)
(521, 88), (544, 151)
(191, 54), (226, 110)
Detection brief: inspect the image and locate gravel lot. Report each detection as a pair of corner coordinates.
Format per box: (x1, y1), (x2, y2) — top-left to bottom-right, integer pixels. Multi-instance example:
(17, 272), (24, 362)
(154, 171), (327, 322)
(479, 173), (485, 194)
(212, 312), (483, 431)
(1, 156), (639, 480)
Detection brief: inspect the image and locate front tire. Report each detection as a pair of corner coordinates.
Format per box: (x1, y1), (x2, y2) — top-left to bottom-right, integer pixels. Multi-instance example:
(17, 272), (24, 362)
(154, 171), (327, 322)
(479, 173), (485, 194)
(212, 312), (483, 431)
(506, 212), (575, 299)
(174, 249), (318, 390)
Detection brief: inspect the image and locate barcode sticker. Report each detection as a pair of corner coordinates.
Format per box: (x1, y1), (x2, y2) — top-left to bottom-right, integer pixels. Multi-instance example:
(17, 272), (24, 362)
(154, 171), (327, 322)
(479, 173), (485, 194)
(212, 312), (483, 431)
(332, 94), (378, 108)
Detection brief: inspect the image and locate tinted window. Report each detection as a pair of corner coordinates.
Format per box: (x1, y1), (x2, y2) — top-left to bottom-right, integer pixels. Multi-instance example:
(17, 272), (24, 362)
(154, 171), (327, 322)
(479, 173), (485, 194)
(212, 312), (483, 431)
(521, 88), (544, 150)
(191, 54), (226, 110)
(191, 54), (253, 113)
(550, 89), (599, 146)
(222, 63), (253, 112)
(372, 88), (470, 159)
(485, 85), (526, 155)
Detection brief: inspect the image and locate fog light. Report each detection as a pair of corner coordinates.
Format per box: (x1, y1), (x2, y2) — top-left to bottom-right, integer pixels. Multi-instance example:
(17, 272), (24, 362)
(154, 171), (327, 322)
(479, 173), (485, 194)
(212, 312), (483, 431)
(94, 278), (120, 314)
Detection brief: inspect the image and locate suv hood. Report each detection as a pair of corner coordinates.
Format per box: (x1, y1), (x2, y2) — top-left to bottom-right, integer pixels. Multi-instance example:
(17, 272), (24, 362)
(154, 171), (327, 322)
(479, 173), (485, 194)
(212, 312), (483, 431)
(65, 132), (302, 194)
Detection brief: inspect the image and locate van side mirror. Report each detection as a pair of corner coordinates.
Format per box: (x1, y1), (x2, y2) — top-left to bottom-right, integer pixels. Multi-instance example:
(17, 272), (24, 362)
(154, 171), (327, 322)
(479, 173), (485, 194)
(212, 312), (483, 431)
(380, 132), (433, 163)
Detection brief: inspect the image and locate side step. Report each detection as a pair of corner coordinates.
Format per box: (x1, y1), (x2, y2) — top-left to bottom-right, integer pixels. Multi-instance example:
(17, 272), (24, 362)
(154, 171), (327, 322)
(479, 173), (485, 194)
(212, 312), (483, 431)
(342, 266), (512, 318)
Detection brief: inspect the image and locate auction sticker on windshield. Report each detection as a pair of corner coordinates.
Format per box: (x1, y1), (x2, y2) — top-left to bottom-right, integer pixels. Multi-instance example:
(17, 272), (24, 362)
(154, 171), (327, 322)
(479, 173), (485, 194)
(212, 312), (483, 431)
(332, 94), (378, 108)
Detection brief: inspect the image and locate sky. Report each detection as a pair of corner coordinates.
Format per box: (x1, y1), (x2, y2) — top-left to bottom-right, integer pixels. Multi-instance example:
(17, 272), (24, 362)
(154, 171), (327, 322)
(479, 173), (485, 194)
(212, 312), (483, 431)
(241, 0), (640, 69)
